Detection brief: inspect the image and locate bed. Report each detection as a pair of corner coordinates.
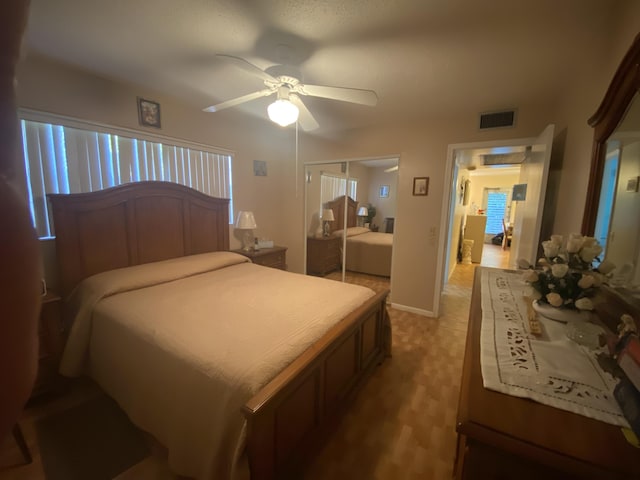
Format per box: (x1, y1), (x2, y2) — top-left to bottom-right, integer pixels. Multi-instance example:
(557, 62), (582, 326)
(327, 196), (394, 277)
(48, 181), (391, 480)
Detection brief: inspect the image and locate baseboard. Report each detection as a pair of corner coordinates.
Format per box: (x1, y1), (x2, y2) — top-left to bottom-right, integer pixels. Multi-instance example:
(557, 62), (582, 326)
(390, 303), (435, 318)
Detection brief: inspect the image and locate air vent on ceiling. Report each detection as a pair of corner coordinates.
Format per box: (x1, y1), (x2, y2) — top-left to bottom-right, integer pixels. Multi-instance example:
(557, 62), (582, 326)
(479, 110), (516, 130)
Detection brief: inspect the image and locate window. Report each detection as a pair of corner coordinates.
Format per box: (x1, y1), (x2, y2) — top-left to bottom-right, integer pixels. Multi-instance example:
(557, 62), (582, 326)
(319, 173), (357, 213)
(483, 188), (510, 235)
(20, 116), (233, 238)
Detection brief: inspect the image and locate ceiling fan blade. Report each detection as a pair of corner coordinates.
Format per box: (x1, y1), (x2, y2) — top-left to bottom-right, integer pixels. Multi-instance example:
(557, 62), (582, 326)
(203, 88), (275, 112)
(297, 84), (378, 106)
(216, 54), (277, 83)
(290, 95), (319, 131)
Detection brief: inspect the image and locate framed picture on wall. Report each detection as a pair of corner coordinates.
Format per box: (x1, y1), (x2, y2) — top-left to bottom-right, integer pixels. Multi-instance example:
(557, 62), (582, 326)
(413, 177), (429, 196)
(512, 183), (527, 201)
(379, 185), (390, 198)
(137, 97), (161, 128)
(253, 160), (267, 176)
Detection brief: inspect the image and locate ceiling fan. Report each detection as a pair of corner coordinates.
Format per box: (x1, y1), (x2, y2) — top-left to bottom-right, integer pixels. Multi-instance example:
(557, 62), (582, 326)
(203, 54), (378, 131)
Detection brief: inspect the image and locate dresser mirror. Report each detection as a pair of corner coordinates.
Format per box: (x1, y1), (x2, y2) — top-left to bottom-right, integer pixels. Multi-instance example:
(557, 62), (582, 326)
(582, 33), (640, 293)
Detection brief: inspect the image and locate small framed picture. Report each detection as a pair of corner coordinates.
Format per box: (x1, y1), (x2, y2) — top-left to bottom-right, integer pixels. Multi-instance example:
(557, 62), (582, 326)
(379, 185), (390, 198)
(626, 176), (639, 192)
(512, 183), (527, 201)
(253, 160), (267, 176)
(137, 97), (161, 128)
(413, 177), (429, 196)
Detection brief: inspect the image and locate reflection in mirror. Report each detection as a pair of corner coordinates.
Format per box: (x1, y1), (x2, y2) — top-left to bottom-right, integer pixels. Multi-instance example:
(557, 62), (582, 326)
(584, 33), (640, 294)
(305, 163), (348, 280)
(601, 94), (640, 286)
(304, 158), (398, 292)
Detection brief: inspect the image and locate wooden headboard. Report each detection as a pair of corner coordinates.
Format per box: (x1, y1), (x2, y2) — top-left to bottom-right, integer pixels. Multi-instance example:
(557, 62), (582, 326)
(326, 195), (358, 233)
(48, 181), (230, 296)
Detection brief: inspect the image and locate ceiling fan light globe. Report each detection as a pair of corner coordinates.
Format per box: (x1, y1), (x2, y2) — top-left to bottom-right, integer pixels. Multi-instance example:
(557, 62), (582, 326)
(267, 99), (299, 127)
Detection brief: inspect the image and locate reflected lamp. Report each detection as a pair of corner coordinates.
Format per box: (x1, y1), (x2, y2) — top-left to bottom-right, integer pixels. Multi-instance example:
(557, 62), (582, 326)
(322, 208), (335, 237)
(357, 206), (369, 227)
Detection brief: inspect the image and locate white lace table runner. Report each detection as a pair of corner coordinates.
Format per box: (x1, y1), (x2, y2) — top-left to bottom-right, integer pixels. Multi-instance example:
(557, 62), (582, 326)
(480, 268), (629, 428)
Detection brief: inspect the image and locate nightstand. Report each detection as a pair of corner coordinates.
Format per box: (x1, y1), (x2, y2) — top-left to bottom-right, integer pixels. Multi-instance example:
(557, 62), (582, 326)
(307, 236), (342, 276)
(32, 291), (64, 397)
(231, 246), (287, 270)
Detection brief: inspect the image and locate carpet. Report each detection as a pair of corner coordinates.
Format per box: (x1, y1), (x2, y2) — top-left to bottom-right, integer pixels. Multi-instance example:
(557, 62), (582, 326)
(36, 394), (150, 480)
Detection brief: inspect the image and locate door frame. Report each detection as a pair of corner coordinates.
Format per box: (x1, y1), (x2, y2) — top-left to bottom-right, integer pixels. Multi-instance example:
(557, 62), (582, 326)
(434, 135), (545, 317)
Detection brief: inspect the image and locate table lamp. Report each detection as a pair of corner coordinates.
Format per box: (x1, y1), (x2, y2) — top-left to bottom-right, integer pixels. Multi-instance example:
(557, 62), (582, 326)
(235, 211), (257, 251)
(357, 206), (368, 227)
(322, 208), (335, 237)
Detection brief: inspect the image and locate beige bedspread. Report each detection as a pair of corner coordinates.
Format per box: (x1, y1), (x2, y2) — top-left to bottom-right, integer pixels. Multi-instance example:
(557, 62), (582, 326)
(343, 228), (393, 276)
(59, 252), (376, 480)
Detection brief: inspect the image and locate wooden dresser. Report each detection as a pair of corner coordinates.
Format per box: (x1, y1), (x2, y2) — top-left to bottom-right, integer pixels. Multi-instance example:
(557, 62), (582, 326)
(455, 267), (640, 479)
(307, 236), (342, 276)
(231, 246), (287, 270)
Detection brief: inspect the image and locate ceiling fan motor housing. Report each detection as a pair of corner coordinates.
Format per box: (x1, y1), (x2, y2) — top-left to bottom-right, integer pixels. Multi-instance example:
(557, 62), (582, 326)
(265, 64), (303, 84)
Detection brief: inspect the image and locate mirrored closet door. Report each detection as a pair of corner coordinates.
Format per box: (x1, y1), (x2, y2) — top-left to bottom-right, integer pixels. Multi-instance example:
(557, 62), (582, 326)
(304, 157), (398, 283)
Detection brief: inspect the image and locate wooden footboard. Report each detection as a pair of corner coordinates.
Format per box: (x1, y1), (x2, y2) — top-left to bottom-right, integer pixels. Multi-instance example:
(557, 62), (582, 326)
(243, 289), (390, 479)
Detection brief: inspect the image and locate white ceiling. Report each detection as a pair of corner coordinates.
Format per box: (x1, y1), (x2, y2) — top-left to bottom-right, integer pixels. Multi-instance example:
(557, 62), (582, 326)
(24, 0), (618, 138)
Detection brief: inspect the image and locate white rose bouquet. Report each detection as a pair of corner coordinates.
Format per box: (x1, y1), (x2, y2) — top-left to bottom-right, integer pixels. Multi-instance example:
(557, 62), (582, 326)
(520, 234), (616, 311)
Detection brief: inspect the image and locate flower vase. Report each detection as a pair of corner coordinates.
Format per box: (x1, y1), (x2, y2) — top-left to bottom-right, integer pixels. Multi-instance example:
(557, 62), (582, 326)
(531, 299), (592, 323)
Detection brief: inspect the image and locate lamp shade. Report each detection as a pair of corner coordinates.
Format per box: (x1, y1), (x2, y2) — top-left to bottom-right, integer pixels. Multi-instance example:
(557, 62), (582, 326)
(235, 211), (257, 229)
(357, 206), (369, 217)
(267, 99), (299, 127)
(322, 208), (335, 222)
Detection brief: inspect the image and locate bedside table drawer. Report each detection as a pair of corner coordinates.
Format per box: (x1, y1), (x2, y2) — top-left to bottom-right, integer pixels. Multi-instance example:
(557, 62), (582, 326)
(327, 238), (341, 255)
(38, 297), (63, 358)
(231, 246), (288, 271)
(307, 236), (342, 275)
(33, 292), (64, 397)
(253, 250), (286, 270)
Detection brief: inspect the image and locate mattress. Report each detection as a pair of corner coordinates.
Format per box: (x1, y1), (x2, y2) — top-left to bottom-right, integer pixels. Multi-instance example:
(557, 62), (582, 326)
(341, 227), (393, 276)
(59, 251), (376, 479)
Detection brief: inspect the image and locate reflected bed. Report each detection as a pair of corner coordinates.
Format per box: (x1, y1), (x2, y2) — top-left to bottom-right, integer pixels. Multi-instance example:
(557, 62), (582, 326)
(327, 196), (393, 277)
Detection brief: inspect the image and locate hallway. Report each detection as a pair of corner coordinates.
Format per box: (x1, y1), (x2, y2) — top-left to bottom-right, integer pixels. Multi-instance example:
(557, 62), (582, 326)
(479, 243), (511, 269)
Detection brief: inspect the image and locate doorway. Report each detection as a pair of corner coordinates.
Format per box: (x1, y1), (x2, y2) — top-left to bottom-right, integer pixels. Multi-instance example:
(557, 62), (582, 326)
(434, 125), (555, 316)
(454, 161), (520, 271)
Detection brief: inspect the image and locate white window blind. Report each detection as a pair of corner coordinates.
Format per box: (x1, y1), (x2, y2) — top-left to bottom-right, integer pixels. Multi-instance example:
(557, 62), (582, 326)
(20, 119), (233, 238)
(482, 188), (511, 235)
(320, 173), (357, 213)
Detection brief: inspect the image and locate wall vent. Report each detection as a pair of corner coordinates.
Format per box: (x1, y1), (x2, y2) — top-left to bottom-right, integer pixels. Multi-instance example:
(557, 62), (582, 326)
(479, 110), (516, 129)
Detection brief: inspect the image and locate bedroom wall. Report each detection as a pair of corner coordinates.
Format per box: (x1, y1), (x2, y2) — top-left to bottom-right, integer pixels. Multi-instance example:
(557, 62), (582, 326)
(466, 171), (521, 221)
(366, 167), (398, 230)
(13, 8), (639, 315)
(349, 162), (372, 209)
(551, 4), (640, 237)
(332, 108), (560, 315)
(14, 52), (350, 287)
(326, 14), (638, 316)
(304, 162), (344, 237)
